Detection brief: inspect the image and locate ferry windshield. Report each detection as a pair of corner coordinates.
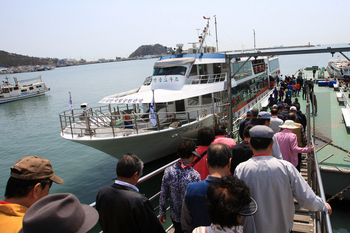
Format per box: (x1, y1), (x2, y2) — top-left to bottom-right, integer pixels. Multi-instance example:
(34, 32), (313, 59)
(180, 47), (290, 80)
(153, 66), (187, 76)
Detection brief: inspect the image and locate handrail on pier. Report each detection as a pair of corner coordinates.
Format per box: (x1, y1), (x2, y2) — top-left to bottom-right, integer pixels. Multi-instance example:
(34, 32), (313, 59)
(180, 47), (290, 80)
(307, 88), (333, 233)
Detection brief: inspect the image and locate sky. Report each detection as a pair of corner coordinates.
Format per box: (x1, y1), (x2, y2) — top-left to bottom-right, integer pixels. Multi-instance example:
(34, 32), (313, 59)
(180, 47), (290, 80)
(1, 0), (349, 61)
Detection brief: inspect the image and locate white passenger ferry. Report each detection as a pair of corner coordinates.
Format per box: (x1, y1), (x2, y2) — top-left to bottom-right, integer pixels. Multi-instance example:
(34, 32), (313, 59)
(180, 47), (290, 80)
(0, 76), (50, 104)
(59, 20), (280, 163)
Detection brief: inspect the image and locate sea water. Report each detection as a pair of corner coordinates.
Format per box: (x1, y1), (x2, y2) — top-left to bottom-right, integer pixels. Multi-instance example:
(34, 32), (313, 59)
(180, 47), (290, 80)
(0, 47), (349, 232)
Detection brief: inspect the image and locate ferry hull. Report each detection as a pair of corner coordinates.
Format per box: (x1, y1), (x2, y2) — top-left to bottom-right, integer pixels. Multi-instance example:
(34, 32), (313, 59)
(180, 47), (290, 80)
(320, 167), (350, 201)
(62, 115), (214, 163)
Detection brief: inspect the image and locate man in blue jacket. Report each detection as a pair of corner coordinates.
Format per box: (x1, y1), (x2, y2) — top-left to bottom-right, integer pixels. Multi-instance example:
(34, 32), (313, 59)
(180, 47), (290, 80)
(181, 143), (231, 233)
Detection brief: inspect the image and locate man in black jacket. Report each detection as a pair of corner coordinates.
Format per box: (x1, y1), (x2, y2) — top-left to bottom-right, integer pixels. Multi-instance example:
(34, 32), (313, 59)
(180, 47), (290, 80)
(230, 124), (254, 173)
(96, 154), (165, 233)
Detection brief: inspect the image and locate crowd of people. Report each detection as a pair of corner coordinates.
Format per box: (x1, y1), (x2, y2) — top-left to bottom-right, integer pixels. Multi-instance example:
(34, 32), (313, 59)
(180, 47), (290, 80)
(268, 74), (317, 110)
(0, 80), (331, 233)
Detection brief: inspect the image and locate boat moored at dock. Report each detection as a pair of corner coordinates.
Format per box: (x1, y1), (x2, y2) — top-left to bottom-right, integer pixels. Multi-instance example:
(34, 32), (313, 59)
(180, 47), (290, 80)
(58, 19), (280, 163)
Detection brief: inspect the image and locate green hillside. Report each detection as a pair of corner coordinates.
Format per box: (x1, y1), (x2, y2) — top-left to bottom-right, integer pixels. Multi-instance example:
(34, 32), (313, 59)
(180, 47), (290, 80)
(129, 44), (167, 58)
(0, 50), (58, 67)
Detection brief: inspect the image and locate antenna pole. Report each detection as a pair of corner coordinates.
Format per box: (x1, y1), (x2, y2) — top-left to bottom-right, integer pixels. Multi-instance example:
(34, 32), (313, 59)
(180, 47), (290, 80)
(214, 15), (218, 52)
(253, 29), (256, 52)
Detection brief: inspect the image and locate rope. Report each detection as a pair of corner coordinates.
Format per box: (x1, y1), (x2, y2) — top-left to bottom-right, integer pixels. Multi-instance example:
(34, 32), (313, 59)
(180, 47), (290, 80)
(314, 136), (350, 155)
(327, 185), (350, 202)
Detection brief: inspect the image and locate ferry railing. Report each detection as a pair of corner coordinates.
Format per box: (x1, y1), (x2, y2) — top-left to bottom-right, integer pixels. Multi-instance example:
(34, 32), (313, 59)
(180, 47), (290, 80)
(59, 105), (214, 139)
(185, 73), (226, 85)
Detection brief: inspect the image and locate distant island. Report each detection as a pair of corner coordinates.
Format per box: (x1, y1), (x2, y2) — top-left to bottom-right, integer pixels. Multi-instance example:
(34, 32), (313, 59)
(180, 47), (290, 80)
(0, 44), (170, 70)
(129, 44), (167, 58)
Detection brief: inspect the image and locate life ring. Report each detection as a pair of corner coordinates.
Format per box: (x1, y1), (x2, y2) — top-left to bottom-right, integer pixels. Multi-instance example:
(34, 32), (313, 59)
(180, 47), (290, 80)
(254, 66), (258, 73)
(259, 65), (262, 72)
(262, 65), (265, 71)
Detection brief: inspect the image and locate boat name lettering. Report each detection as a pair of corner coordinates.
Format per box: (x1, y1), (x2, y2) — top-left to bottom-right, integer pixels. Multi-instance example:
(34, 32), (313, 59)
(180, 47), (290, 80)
(153, 77), (179, 83)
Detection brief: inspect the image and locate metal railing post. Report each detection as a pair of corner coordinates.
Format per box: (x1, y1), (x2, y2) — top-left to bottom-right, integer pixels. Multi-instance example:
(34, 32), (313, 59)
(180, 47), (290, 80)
(156, 113), (160, 131)
(87, 116), (92, 139)
(69, 116), (74, 139)
(134, 116), (139, 134)
(60, 115), (64, 136)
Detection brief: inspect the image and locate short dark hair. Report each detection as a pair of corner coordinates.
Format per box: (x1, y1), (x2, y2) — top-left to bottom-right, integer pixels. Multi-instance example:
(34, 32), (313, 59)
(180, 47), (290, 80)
(206, 176), (251, 228)
(249, 137), (273, 150)
(243, 124), (254, 139)
(177, 139), (196, 159)
(197, 127), (215, 146)
(116, 153), (144, 178)
(271, 108), (278, 115)
(207, 143), (231, 168)
(214, 124), (226, 136)
(257, 118), (270, 125)
(5, 177), (52, 199)
(250, 108), (259, 118)
(287, 113), (296, 121)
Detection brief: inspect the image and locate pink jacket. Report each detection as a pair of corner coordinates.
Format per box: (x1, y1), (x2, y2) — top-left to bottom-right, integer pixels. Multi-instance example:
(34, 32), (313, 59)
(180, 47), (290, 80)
(274, 129), (311, 166)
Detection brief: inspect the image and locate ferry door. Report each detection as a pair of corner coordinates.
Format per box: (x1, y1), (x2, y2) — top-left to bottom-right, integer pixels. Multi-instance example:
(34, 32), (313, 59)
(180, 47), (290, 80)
(175, 100), (185, 112)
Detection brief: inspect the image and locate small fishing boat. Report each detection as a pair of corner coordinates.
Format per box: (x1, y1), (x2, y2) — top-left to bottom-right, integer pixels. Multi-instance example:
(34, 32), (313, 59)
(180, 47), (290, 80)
(0, 76), (50, 104)
(59, 19), (280, 163)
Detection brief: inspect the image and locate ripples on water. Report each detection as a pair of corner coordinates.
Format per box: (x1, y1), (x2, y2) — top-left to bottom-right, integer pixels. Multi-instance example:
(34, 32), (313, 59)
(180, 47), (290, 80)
(0, 47), (349, 232)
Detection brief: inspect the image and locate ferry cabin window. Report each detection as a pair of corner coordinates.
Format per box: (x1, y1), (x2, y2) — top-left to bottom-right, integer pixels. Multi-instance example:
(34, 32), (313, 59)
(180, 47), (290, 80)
(269, 59), (279, 72)
(190, 65), (197, 76)
(202, 94), (212, 105)
(232, 61), (252, 81)
(213, 63), (222, 74)
(29, 87), (34, 90)
(36, 85), (42, 88)
(175, 100), (185, 112)
(232, 75), (268, 107)
(2, 88), (9, 93)
(21, 89), (27, 93)
(188, 96), (199, 106)
(153, 66), (187, 76)
(198, 64), (207, 75)
(14, 87), (19, 90)
(214, 92), (222, 103)
(9, 88), (13, 91)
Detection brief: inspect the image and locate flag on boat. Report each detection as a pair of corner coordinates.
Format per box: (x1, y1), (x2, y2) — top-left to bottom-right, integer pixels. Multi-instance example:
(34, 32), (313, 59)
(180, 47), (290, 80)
(69, 92), (73, 110)
(149, 90), (157, 127)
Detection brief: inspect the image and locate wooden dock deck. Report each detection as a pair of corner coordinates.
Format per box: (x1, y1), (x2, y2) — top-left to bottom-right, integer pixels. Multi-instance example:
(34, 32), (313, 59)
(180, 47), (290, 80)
(292, 157), (315, 233)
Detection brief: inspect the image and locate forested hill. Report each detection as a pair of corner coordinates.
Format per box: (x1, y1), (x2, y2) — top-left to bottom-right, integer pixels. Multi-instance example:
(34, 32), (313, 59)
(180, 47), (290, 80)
(129, 44), (167, 58)
(0, 50), (58, 67)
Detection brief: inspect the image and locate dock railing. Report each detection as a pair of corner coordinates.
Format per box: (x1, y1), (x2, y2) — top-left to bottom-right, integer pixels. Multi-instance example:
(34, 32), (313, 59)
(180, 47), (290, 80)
(307, 90), (333, 233)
